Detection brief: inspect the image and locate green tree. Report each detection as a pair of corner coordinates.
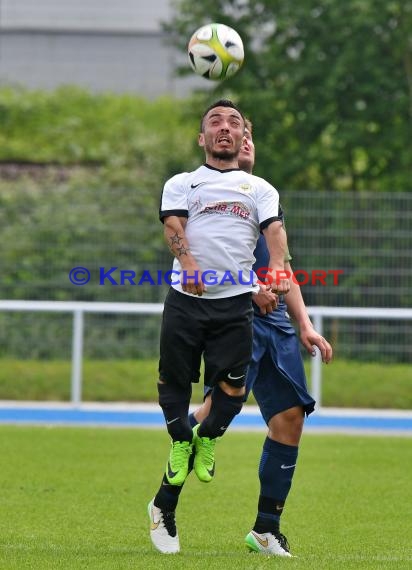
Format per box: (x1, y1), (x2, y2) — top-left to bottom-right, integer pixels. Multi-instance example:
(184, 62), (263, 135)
(0, 88), (202, 304)
(166, 0), (412, 191)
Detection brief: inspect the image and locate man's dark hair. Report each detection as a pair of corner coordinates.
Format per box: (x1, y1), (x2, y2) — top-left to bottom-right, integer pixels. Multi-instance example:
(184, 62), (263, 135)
(200, 99), (245, 132)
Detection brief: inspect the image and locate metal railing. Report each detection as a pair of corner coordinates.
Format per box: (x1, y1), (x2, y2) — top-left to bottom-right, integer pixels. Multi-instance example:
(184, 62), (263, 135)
(1, 300), (411, 408)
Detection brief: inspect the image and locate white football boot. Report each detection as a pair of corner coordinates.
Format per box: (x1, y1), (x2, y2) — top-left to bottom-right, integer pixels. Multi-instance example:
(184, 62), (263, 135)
(245, 530), (292, 557)
(148, 499), (180, 554)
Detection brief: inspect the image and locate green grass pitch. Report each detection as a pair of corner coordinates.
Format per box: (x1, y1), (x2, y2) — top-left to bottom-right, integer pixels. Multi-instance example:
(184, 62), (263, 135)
(0, 426), (411, 569)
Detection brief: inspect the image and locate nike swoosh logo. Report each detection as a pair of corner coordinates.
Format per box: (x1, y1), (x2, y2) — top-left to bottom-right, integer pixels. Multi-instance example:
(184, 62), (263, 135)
(251, 531), (268, 548)
(280, 463), (296, 469)
(190, 182), (207, 188)
(227, 372), (245, 380)
(167, 417), (180, 425)
(207, 463), (215, 477)
(149, 506), (160, 530)
(167, 461), (178, 480)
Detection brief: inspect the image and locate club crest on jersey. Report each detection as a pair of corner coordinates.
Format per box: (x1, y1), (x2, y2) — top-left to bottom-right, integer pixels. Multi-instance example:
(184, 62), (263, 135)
(238, 183), (252, 192)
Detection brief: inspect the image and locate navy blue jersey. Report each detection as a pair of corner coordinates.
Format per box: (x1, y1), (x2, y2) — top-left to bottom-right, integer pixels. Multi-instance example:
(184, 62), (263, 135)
(253, 234), (293, 331)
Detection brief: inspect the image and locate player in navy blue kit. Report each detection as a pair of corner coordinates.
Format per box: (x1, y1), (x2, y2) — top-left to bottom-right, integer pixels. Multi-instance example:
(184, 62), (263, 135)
(148, 101), (291, 554)
(189, 122), (333, 557)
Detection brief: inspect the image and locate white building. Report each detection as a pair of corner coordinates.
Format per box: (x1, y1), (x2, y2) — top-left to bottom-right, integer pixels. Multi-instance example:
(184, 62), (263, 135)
(0, 0), (206, 97)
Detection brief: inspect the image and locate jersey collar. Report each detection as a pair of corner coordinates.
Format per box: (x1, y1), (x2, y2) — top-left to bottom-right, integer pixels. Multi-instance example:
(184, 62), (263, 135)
(204, 163), (242, 173)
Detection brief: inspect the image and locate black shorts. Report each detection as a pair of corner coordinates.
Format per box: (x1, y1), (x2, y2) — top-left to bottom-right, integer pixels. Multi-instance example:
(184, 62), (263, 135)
(159, 288), (253, 389)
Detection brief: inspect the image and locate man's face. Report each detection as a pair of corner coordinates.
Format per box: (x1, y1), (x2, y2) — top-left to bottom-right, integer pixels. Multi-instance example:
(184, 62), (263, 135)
(198, 106), (245, 161)
(238, 128), (255, 174)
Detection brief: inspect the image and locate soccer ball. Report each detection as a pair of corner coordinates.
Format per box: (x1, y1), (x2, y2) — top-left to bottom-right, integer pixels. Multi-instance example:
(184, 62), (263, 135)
(188, 23), (244, 81)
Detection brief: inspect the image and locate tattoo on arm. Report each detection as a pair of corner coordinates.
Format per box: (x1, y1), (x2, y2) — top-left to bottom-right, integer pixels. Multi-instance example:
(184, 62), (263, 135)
(168, 232), (190, 257)
(176, 245), (190, 257)
(169, 233), (183, 246)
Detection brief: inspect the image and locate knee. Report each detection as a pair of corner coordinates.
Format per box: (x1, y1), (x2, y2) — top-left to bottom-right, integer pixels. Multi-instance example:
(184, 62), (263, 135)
(212, 384), (244, 415)
(268, 406), (304, 445)
(282, 406), (305, 427)
(158, 381), (192, 406)
(219, 380), (245, 397)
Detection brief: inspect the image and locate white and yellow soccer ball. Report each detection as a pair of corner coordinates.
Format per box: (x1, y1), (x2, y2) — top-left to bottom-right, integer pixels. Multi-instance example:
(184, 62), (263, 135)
(188, 23), (244, 81)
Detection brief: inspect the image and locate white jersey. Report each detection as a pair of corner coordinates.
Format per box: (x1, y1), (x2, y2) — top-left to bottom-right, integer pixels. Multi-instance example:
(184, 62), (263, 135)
(160, 164), (280, 299)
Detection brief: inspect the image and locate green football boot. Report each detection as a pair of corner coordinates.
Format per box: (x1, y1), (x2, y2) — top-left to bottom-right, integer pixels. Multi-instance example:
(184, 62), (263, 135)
(165, 440), (193, 486)
(192, 424), (217, 483)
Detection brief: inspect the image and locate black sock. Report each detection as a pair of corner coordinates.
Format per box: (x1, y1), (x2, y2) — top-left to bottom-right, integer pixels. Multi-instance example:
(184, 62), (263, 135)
(154, 475), (184, 511)
(158, 382), (192, 441)
(253, 496), (283, 534)
(198, 384), (243, 439)
(154, 451), (195, 512)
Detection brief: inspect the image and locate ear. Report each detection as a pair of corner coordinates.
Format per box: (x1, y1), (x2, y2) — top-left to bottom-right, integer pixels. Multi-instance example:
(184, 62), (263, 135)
(198, 133), (205, 147)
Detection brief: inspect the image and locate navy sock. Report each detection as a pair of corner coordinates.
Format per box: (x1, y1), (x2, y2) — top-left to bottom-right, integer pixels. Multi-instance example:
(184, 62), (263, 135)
(188, 412), (198, 428)
(253, 437), (298, 534)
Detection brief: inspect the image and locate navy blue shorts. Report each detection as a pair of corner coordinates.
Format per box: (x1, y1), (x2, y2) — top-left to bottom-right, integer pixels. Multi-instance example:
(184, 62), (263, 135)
(247, 315), (315, 424)
(204, 309), (315, 423)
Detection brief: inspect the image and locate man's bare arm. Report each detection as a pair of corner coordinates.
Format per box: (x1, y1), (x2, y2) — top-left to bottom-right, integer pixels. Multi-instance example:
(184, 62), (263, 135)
(284, 262), (332, 363)
(262, 221), (290, 295)
(164, 216), (206, 296)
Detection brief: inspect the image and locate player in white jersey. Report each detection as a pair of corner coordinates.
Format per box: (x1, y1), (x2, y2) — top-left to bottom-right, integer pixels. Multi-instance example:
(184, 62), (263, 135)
(161, 164), (283, 298)
(148, 99), (290, 554)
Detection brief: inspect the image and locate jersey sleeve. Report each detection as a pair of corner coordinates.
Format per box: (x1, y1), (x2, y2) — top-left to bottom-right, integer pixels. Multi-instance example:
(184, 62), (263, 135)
(257, 180), (281, 231)
(159, 173), (189, 223)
